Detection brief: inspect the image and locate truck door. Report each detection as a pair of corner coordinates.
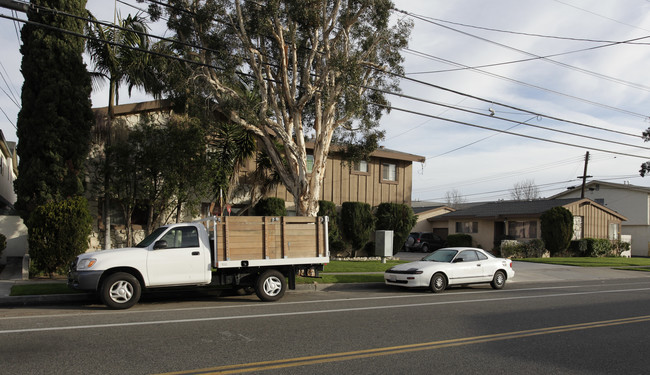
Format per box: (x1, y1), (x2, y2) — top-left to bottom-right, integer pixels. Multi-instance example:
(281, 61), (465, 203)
(146, 226), (208, 286)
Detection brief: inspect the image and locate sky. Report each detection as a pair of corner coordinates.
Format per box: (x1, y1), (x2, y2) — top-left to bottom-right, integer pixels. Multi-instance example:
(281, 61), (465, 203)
(1, 0), (650, 203)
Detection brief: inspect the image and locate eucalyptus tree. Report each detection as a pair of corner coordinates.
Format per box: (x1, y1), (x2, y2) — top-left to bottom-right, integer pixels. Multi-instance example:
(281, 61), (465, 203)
(148, 0), (412, 216)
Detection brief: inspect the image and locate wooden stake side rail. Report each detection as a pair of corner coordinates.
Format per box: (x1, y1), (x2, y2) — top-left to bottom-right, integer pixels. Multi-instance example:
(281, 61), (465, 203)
(211, 216), (328, 264)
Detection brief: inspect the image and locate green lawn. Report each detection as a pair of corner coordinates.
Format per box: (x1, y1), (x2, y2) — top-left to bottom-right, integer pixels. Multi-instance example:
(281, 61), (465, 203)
(11, 283), (80, 296)
(518, 257), (650, 267)
(321, 260), (407, 273)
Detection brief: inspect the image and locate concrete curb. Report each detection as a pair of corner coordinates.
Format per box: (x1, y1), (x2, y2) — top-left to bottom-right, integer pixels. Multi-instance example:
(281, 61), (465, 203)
(0, 293), (96, 307)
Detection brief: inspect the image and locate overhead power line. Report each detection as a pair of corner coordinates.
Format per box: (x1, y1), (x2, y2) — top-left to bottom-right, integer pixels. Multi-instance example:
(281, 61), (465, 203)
(373, 101), (650, 160)
(395, 8), (650, 93)
(2, 0), (648, 157)
(413, 15), (650, 45)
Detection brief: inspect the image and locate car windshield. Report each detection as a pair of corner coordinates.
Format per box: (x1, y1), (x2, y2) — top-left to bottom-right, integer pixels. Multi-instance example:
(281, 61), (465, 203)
(135, 227), (168, 248)
(422, 249), (458, 263)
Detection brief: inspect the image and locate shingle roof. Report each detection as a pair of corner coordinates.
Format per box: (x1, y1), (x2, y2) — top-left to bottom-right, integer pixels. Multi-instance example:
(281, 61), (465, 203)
(412, 205), (445, 214)
(435, 199), (583, 219)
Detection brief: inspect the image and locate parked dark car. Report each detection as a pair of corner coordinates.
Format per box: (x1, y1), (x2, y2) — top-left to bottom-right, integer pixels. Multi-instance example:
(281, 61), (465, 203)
(404, 232), (446, 252)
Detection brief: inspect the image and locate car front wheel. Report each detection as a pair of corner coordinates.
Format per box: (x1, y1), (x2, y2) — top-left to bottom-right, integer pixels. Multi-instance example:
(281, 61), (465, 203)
(430, 273), (447, 293)
(101, 272), (141, 309)
(490, 270), (506, 290)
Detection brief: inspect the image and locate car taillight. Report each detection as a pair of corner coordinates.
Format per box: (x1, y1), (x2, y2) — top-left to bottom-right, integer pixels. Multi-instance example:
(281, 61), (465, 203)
(415, 238), (420, 243)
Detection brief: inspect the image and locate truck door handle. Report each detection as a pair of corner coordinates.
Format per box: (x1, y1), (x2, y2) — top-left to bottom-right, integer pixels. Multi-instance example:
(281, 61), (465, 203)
(192, 251), (200, 256)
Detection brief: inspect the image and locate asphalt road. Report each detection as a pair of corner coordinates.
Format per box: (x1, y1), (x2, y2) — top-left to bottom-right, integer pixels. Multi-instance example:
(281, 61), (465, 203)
(2, 276), (650, 374)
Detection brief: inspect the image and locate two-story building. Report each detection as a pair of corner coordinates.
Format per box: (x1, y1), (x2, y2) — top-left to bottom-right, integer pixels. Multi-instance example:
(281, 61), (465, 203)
(0, 130), (26, 267)
(552, 181), (649, 257)
(91, 100), (425, 247)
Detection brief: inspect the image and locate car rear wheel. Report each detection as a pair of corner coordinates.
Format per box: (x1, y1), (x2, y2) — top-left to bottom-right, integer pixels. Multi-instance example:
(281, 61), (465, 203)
(490, 270), (506, 290)
(255, 269), (287, 302)
(430, 273), (447, 293)
(421, 244), (429, 252)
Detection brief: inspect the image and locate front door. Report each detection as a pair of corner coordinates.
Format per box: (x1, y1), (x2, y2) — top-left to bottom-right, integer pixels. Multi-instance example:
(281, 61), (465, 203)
(146, 226), (206, 286)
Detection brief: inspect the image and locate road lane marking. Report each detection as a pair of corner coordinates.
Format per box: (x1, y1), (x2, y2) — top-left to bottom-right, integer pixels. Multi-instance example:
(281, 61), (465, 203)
(1, 286), (650, 334)
(1, 280), (648, 321)
(156, 314), (650, 374)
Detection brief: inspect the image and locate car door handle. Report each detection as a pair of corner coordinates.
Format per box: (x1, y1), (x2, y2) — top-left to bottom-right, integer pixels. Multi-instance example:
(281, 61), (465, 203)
(192, 251), (200, 256)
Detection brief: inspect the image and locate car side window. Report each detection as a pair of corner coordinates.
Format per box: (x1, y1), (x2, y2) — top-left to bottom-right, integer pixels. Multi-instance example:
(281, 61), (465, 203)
(476, 251), (488, 261)
(160, 227), (200, 248)
(457, 250), (479, 262)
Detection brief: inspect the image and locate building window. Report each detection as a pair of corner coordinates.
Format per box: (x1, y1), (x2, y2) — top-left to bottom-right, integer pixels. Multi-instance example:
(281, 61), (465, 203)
(353, 160), (369, 174)
(508, 221), (537, 239)
(608, 223), (619, 241)
(456, 221), (478, 234)
(573, 216), (584, 240)
(381, 162), (397, 182)
(306, 155), (314, 173)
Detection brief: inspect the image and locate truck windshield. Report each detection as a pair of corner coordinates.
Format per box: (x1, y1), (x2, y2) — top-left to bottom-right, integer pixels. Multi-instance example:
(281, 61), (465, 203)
(135, 227), (168, 248)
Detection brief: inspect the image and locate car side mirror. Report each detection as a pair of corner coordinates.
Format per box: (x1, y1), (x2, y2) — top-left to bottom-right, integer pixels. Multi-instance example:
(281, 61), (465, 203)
(153, 240), (168, 250)
(453, 258), (464, 263)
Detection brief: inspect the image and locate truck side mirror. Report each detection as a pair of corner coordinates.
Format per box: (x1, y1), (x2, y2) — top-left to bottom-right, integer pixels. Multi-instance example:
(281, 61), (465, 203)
(153, 240), (168, 250)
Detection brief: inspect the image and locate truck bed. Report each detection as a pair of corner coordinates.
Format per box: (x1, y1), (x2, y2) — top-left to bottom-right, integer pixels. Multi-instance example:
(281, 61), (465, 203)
(209, 216), (329, 268)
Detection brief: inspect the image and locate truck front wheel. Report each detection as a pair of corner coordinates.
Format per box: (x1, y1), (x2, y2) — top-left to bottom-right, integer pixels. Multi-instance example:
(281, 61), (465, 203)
(255, 270), (287, 302)
(101, 272), (141, 309)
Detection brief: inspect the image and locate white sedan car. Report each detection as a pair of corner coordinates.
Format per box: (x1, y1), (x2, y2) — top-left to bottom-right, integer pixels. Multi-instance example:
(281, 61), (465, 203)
(385, 247), (514, 292)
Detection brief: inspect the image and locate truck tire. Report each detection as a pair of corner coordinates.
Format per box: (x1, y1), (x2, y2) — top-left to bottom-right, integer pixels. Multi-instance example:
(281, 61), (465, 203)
(101, 272), (141, 309)
(255, 269), (287, 302)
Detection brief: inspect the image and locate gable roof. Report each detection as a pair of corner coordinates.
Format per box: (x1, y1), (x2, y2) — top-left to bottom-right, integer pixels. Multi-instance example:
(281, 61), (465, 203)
(432, 198), (626, 221)
(550, 180), (650, 198)
(412, 205), (454, 215)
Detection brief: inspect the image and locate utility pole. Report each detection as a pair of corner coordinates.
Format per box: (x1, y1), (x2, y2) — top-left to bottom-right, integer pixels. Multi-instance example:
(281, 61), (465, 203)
(578, 151), (591, 198)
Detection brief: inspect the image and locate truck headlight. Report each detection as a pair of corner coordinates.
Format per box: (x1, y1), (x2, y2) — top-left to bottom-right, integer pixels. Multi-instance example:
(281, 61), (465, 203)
(77, 258), (97, 270)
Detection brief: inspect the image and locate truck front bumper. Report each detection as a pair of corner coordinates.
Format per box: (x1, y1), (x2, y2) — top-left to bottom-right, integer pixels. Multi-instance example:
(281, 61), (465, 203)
(68, 270), (103, 291)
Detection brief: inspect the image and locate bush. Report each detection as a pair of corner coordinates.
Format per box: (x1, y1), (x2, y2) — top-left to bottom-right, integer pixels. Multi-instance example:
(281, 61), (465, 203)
(500, 239), (546, 258)
(318, 200), (340, 244)
(340, 202), (374, 256)
(254, 197), (287, 216)
(374, 203), (417, 255)
(540, 207), (573, 255)
(27, 196), (93, 277)
(612, 240), (630, 256)
(568, 239), (588, 256)
(585, 238), (613, 257)
(447, 234), (472, 247)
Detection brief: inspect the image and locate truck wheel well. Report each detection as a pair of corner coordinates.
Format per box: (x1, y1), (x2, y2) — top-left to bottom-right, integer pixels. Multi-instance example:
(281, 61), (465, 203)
(99, 268), (145, 290)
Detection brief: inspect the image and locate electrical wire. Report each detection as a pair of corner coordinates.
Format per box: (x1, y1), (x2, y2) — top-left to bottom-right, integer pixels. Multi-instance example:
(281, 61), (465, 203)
(373, 101), (650, 160)
(2, 1), (649, 156)
(396, 7), (650, 94)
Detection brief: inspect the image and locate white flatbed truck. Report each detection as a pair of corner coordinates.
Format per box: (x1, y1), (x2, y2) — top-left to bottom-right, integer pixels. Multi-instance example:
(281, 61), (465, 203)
(68, 216), (329, 309)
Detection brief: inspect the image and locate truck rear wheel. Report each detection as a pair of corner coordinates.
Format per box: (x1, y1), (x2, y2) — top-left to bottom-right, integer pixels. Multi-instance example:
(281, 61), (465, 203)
(255, 269), (286, 302)
(101, 272), (141, 309)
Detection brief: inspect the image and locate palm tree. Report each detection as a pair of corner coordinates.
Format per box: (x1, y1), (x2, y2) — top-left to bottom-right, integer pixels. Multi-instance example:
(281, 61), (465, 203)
(85, 12), (155, 248)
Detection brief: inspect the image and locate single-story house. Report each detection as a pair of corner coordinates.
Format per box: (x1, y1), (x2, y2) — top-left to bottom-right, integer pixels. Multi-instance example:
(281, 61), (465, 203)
(429, 198), (627, 251)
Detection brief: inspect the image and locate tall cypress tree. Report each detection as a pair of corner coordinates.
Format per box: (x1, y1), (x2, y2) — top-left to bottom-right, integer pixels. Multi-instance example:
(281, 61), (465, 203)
(15, 0), (94, 220)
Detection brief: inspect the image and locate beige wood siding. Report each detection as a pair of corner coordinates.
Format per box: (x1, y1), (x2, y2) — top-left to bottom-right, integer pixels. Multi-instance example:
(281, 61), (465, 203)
(565, 202), (622, 239)
(262, 154), (415, 209)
